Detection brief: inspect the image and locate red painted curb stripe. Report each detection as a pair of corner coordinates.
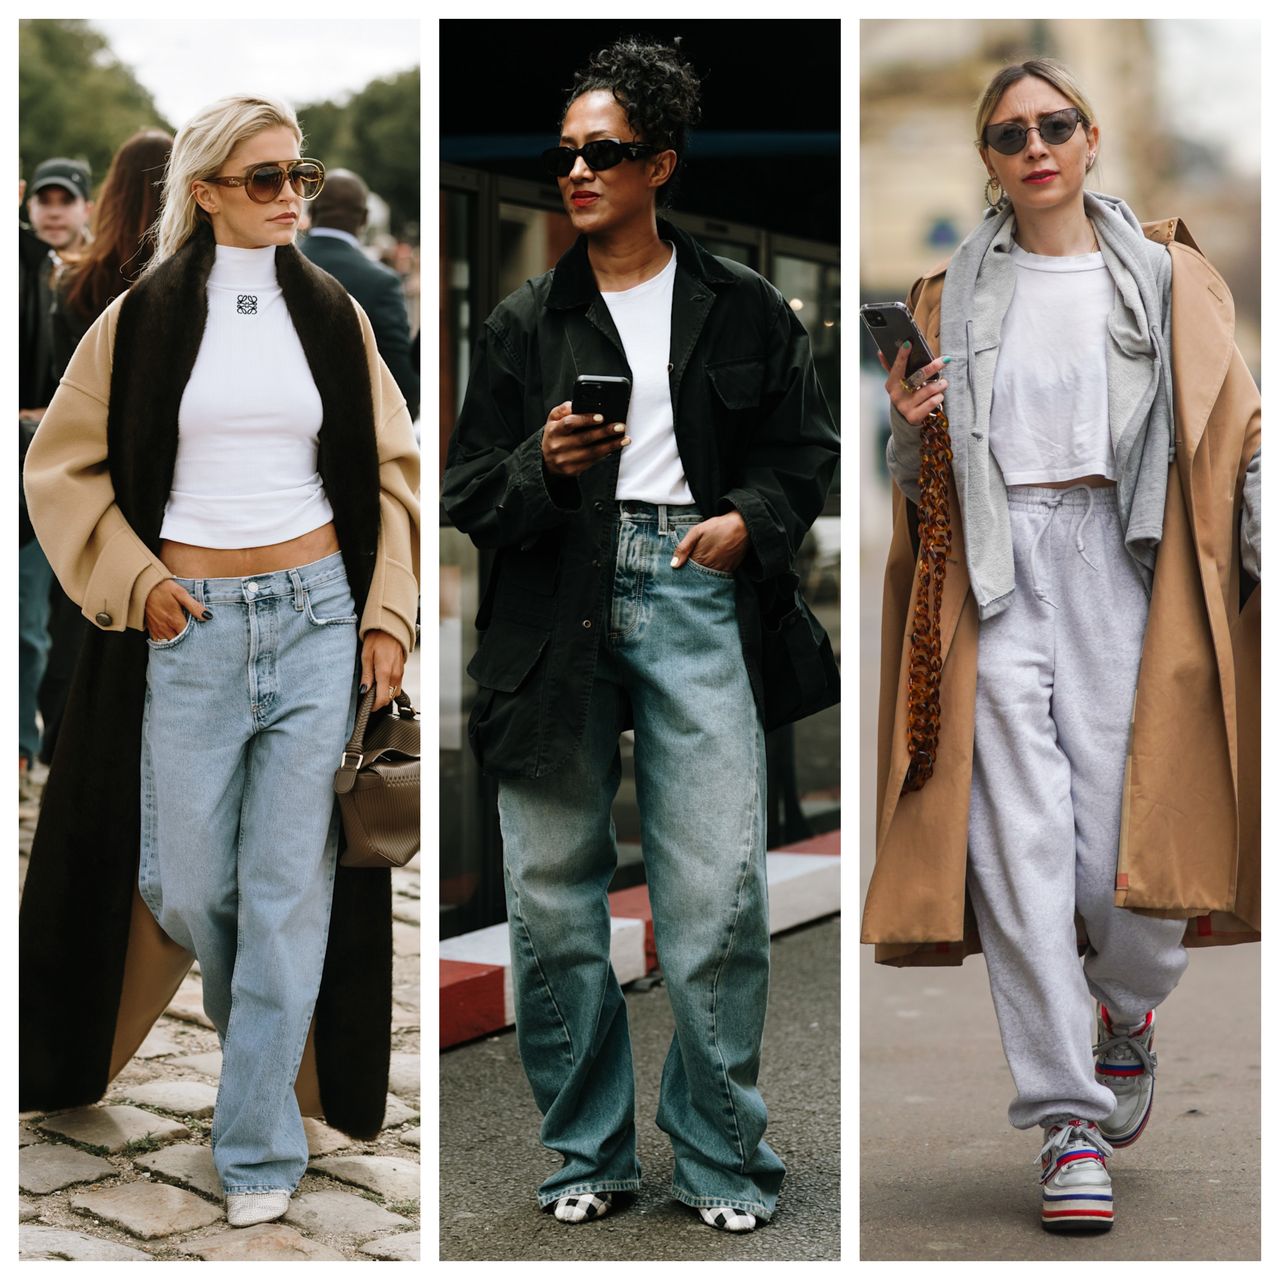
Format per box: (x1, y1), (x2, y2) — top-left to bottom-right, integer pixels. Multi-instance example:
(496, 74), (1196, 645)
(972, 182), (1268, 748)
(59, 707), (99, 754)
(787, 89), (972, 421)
(608, 884), (656, 971)
(440, 959), (504, 1050)
(776, 831), (841, 856)
(1043, 1209), (1113, 1219)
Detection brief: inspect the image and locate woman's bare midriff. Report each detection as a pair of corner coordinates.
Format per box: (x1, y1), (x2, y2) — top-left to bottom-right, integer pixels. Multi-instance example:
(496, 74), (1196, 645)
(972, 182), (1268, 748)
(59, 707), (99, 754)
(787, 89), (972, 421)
(1010, 474), (1115, 491)
(160, 521), (341, 578)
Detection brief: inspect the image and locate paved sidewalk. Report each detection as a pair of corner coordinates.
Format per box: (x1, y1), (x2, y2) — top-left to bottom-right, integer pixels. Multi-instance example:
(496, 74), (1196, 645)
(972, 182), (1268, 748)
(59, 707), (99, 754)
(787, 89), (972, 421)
(440, 914), (841, 1261)
(18, 660), (421, 1262)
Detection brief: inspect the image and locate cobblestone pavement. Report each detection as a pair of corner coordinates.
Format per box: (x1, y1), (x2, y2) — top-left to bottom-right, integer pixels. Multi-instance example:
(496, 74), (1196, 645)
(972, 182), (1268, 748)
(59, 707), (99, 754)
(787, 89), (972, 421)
(18, 658), (421, 1261)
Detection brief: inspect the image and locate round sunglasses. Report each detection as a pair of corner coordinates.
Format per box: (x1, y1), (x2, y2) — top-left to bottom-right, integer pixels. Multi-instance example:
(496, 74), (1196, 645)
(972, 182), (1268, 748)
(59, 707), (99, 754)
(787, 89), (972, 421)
(201, 158), (326, 204)
(981, 108), (1085, 156)
(540, 138), (657, 178)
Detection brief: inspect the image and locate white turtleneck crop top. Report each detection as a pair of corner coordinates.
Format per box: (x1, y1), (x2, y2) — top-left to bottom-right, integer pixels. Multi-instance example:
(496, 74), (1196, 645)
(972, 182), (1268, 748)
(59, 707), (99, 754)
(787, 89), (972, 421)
(159, 243), (335, 547)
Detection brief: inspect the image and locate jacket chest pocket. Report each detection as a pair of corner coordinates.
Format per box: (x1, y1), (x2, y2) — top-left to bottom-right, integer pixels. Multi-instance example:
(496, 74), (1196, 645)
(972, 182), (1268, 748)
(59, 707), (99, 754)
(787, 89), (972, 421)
(706, 356), (765, 412)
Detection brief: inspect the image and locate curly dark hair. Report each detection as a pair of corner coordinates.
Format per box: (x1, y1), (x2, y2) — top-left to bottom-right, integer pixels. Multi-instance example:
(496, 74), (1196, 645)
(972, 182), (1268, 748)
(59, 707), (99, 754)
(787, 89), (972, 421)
(563, 36), (702, 207)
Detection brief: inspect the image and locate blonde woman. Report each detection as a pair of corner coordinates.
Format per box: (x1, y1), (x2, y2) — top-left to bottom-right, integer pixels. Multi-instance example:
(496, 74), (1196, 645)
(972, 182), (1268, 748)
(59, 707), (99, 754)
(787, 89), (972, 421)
(20, 95), (420, 1227)
(863, 59), (1260, 1232)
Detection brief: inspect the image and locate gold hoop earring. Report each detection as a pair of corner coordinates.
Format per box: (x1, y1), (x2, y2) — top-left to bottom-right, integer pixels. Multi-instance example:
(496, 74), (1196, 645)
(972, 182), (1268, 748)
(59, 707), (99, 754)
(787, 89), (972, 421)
(984, 175), (1005, 209)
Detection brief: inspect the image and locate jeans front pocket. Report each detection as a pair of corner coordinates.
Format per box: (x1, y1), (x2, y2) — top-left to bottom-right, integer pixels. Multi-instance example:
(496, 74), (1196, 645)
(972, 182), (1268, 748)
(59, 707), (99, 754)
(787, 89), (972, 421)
(302, 577), (358, 627)
(146, 612), (197, 650)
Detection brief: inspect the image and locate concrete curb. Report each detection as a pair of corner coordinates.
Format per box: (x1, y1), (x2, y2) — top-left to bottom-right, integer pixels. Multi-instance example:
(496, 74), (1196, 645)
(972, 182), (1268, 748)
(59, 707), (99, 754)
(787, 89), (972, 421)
(439, 831), (839, 1049)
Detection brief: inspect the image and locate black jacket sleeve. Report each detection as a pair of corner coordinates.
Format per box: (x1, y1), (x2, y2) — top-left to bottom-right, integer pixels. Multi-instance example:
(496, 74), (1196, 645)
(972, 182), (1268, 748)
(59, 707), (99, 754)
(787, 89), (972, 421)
(441, 317), (580, 550)
(719, 290), (840, 580)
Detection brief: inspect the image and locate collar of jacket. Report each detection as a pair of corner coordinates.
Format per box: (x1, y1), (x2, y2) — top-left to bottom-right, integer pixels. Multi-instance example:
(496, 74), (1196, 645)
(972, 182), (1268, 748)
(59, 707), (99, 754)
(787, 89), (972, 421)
(544, 217), (740, 311)
(936, 190), (1174, 618)
(106, 219), (382, 610)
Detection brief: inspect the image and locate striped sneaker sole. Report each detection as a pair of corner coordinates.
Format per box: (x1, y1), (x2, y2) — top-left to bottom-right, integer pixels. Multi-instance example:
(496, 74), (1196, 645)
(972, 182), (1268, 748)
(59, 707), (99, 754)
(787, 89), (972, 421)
(1041, 1192), (1114, 1231)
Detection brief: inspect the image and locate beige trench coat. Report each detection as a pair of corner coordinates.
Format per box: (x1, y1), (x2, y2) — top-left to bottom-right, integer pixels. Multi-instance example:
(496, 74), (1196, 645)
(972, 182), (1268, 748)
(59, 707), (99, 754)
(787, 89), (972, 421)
(862, 216), (1261, 966)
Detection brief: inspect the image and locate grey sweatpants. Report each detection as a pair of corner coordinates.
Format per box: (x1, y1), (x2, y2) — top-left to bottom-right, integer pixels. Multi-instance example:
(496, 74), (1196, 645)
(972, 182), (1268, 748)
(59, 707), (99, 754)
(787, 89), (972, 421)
(966, 485), (1189, 1130)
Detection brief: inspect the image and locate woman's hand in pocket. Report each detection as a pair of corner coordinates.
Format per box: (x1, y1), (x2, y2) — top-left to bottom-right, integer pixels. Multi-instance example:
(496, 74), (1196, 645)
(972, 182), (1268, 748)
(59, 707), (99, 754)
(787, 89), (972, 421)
(360, 630), (407, 712)
(670, 510), (750, 573)
(144, 579), (209, 640)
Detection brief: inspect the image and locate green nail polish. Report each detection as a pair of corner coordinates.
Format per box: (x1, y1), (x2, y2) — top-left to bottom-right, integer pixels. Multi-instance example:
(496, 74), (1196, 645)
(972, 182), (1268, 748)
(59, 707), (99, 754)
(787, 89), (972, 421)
(942, 356), (953, 364)
(901, 340), (911, 351)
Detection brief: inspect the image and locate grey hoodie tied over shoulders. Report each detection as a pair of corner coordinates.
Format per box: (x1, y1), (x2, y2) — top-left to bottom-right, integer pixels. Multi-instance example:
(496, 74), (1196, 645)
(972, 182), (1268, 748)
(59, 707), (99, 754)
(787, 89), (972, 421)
(886, 191), (1176, 620)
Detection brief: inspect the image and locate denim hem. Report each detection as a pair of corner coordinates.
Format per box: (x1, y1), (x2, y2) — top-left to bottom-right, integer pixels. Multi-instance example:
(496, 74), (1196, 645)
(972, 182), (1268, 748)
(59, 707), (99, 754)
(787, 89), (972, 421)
(224, 1184), (295, 1196)
(670, 1184), (772, 1222)
(536, 1178), (641, 1209)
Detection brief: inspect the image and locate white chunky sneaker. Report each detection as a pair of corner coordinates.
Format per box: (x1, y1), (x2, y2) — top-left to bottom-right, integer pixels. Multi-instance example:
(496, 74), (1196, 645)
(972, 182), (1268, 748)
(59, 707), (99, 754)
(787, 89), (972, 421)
(226, 1191), (290, 1227)
(1094, 1005), (1157, 1147)
(553, 1191), (612, 1223)
(1037, 1118), (1114, 1232)
(698, 1205), (757, 1232)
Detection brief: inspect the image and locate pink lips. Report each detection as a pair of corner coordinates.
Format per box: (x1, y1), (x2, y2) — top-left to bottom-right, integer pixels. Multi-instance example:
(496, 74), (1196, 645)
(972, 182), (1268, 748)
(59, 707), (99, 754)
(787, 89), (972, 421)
(270, 213), (298, 222)
(1024, 171), (1058, 184)
(570, 193), (599, 207)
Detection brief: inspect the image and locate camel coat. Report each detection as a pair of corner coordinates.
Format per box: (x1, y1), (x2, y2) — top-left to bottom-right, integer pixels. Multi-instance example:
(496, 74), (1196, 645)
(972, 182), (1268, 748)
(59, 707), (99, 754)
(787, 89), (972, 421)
(19, 226), (420, 1133)
(862, 215), (1261, 966)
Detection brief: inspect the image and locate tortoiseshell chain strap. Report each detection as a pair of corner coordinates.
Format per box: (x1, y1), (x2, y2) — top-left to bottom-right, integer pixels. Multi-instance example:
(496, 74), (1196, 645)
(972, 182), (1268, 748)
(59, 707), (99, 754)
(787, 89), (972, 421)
(901, 402), (954, 794)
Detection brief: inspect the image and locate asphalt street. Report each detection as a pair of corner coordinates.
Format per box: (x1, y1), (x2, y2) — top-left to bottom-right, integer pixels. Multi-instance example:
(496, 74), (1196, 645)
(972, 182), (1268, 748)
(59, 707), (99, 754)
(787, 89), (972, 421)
(858, 538), (1261, 1261)
(439, 915), (840, 1261)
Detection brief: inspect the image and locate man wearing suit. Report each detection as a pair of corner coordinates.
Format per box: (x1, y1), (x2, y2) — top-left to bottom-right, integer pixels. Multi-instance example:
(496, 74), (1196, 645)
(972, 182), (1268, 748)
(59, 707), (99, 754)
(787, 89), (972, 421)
(301, 169), (419, 420)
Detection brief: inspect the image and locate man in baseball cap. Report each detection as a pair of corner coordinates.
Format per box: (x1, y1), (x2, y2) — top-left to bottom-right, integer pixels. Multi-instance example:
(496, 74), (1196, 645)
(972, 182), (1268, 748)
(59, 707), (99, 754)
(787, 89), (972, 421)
(27, 158), (92, 254)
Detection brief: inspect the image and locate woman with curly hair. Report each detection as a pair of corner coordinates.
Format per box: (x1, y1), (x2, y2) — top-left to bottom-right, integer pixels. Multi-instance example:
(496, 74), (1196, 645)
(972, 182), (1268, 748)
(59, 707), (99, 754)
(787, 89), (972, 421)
(444, 37), (838, 1232)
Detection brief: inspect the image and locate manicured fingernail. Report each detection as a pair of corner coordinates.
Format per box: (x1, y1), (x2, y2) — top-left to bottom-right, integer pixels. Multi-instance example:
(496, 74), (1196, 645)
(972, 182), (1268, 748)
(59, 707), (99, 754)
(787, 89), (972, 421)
(593, 414), (604, 423)
(901, 340), (911, 350)
(613, 422), (625, 432)
(942, 356), (953, 364)
(201, 609), (213, 621)
(621, 436), (631, 445)
(360, 683), (369, 693)
(670, 556), (680, 568)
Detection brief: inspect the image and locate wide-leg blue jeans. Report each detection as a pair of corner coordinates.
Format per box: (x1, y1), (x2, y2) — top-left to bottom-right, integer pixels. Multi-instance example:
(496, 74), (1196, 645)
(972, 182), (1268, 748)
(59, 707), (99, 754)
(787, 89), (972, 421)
(498, 501), (785, 1221)
(139, 551), (359, 1194)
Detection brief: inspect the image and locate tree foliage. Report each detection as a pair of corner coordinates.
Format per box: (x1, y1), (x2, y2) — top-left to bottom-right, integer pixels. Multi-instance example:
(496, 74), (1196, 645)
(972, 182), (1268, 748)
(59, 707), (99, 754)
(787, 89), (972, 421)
(298, 66), (420, 238)
(19, 19), (171, 189)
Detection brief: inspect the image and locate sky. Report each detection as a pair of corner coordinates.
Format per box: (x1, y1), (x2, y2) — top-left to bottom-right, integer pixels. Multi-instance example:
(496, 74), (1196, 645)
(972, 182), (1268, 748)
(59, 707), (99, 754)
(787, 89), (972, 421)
(1150, 19), (1260, 175)
(90, 19), (420, 127)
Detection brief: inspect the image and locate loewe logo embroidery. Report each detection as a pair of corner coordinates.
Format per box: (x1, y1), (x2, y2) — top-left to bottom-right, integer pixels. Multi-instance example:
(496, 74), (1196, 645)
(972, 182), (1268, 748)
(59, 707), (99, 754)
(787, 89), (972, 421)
(236, 295), (258, 315)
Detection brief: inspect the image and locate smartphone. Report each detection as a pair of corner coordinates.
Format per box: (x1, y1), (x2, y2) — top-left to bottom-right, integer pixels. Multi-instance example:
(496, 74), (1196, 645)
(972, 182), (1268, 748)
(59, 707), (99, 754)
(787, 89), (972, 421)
(572, 374), (631, 425)
(859, 302), (941, 390)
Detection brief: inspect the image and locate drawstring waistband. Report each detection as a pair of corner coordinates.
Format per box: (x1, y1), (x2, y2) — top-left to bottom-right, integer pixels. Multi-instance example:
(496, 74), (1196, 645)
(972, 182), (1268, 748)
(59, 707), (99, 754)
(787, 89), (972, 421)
(1012, 485), (1111, 610)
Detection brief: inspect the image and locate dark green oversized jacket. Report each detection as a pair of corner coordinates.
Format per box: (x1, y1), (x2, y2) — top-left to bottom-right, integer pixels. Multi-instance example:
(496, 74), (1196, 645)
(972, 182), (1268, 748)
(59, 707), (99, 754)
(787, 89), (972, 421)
(442, 220), (840, 779)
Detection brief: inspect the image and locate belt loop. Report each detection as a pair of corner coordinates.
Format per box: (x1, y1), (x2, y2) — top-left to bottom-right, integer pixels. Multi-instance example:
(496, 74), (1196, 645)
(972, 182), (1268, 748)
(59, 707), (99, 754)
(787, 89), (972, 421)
(658, 504), (669, 535)
(195, 579), (206, 606)
(289, 568), (305, 611)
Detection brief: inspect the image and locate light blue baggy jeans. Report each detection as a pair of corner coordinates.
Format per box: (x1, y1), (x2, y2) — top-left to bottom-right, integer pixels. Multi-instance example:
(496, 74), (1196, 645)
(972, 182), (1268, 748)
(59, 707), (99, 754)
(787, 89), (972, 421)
(139, 551), (359, 1194)
(497, 501), (786, 1221)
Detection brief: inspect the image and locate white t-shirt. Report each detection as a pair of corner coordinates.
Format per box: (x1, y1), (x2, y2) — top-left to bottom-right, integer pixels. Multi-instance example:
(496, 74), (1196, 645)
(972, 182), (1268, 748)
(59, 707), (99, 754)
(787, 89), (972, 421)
(600, 244), (694, 505)
(160, 243), (335, 547)
(988, 241), (1117, 485)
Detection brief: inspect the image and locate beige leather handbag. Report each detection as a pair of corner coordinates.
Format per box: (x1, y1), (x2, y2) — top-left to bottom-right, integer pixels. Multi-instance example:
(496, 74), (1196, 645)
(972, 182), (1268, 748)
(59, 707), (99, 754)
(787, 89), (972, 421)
(333, 688), (420, 868)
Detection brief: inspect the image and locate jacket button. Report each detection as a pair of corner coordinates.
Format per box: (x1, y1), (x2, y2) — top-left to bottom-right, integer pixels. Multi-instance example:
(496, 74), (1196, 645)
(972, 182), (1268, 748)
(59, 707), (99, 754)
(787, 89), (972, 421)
(582, 619), (592, 629)
(592, 559), (601, 569)
(593, 500), (605, 512)
(95, 611), (112, 627)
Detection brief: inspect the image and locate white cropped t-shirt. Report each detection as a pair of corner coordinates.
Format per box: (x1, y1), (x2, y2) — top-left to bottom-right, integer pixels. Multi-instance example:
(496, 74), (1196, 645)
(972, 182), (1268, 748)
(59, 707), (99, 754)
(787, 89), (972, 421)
(601, 244), (694, 506)
(160, 244), (334, 547)
(988, 242), (1117, 485)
